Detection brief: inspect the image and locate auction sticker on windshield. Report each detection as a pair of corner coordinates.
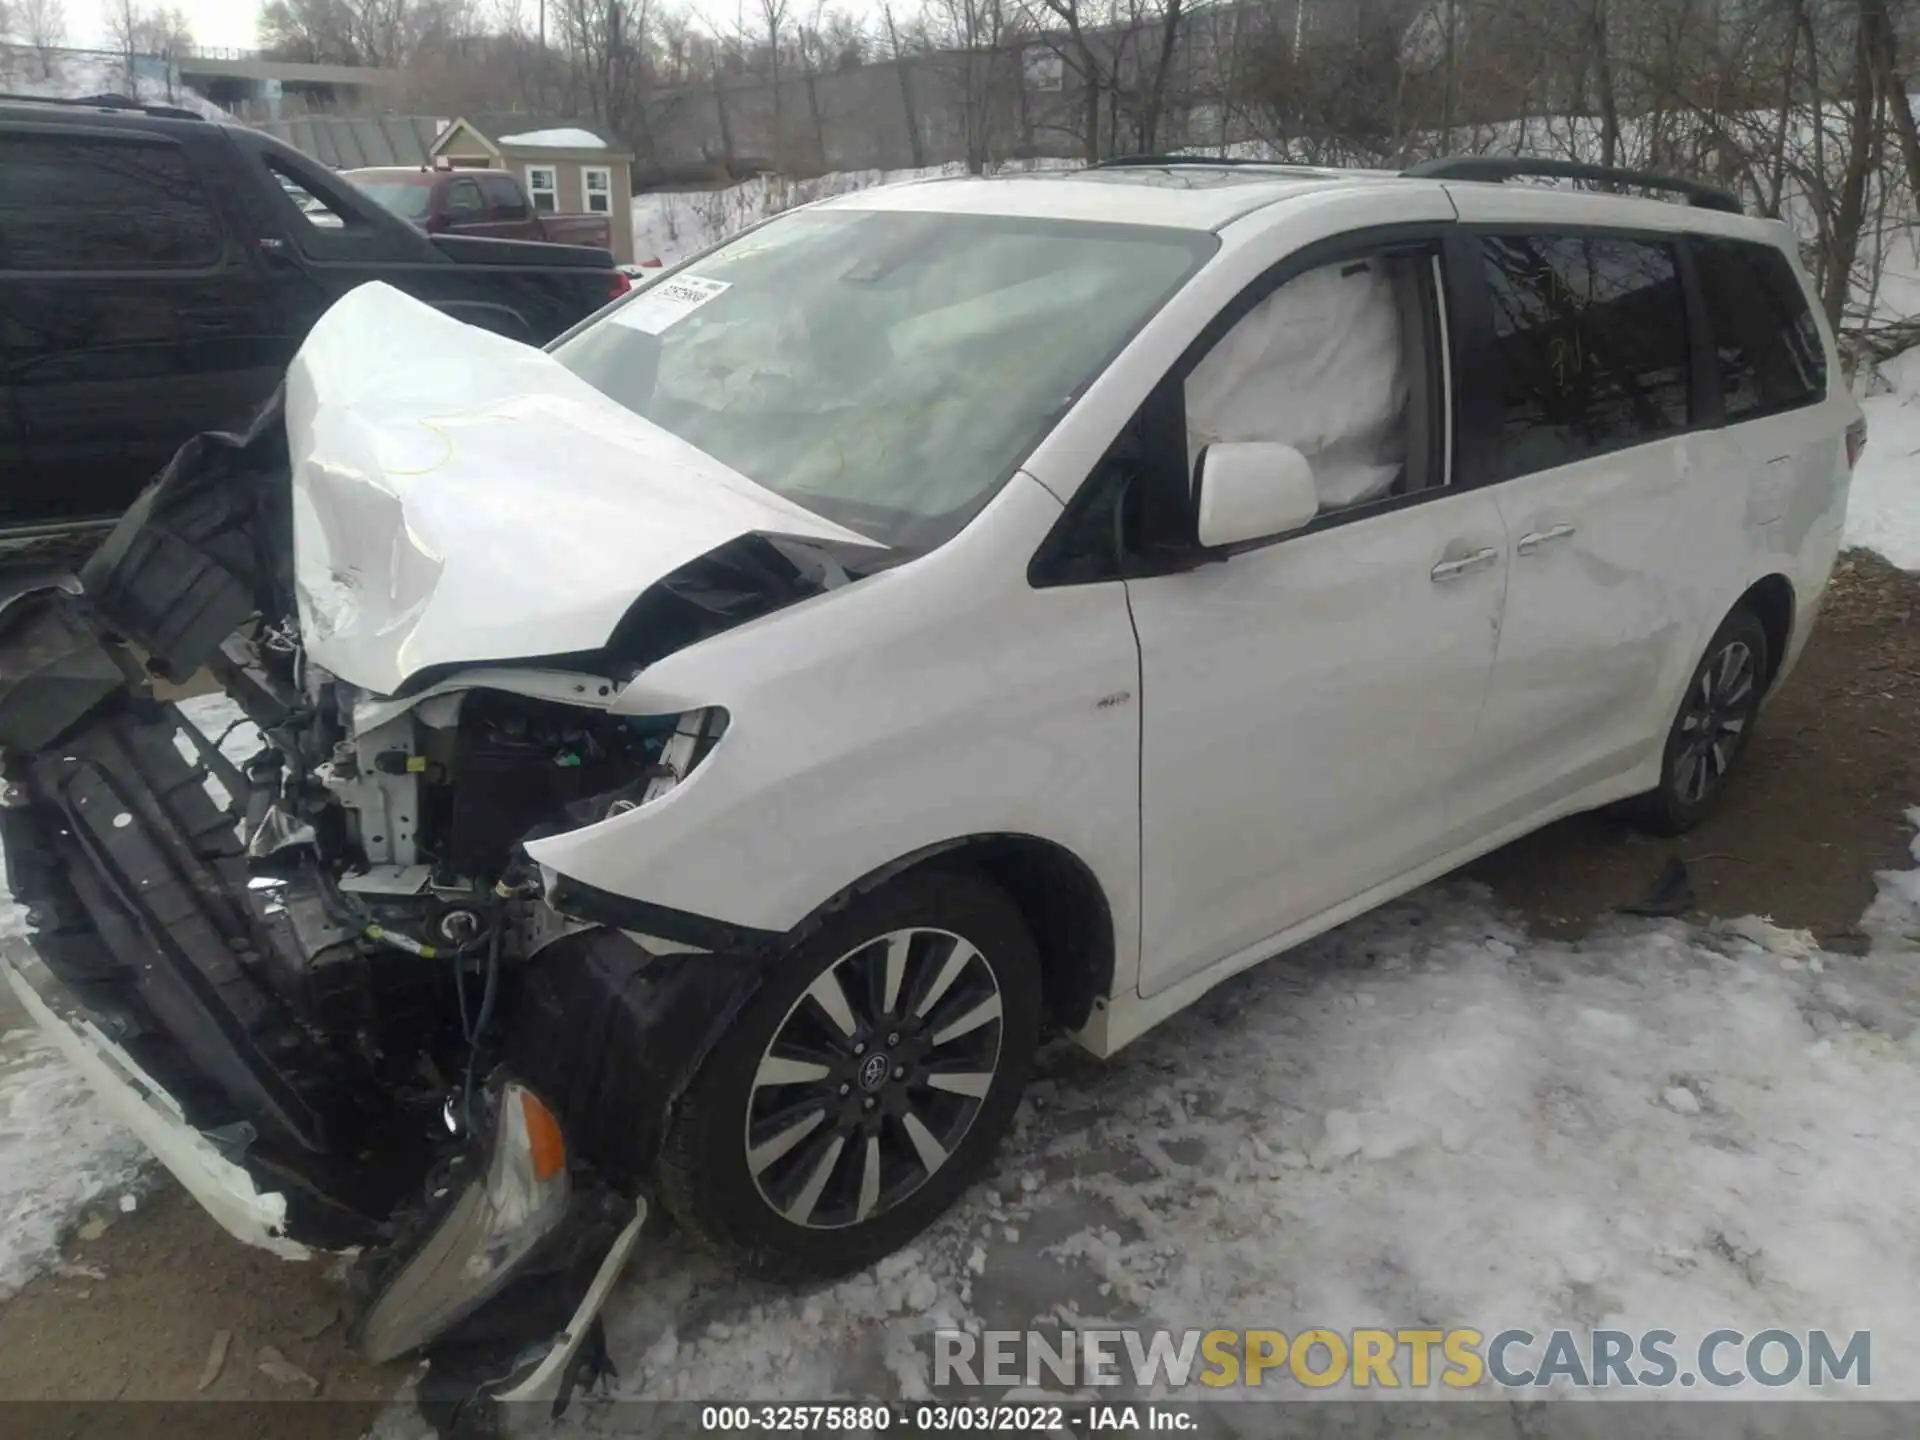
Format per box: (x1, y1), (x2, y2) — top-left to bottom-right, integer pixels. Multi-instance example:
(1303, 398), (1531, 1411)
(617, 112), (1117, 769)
(612, 275), (731, 334)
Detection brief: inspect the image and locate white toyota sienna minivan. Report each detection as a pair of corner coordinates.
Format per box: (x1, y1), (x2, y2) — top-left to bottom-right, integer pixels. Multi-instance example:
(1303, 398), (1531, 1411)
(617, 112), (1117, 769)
(0, 155), (1865, 1390)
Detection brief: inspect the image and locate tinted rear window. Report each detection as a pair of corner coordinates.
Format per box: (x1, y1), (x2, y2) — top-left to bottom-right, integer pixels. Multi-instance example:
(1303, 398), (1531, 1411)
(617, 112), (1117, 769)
(1480, 234), (1693, 478)
(1692, 237), (1827, 418)
(0, 132), (221, 270)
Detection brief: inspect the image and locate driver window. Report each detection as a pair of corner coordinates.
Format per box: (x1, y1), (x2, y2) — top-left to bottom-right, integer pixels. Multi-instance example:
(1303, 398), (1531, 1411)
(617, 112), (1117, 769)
(1184, 248), (1449, 516)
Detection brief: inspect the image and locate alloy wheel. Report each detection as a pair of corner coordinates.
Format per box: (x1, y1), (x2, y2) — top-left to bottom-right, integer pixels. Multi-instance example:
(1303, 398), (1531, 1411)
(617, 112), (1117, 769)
(1673, 639), (1757, 805)
(743, 927), (1004, 1230)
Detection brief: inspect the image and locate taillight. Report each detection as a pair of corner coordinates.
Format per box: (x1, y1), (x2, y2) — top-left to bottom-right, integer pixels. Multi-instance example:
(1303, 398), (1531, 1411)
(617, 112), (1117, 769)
(1846, 418), (1868, 470)
(609, 271), (632, 299)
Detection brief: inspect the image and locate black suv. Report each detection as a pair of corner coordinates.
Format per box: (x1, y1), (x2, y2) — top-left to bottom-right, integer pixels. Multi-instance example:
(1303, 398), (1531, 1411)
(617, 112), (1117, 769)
(0, 96), (628, 537)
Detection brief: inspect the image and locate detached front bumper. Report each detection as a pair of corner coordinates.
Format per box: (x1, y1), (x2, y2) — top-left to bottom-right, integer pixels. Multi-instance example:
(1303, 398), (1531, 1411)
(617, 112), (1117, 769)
(2, 940), (309, 1259)
(0, 400), (679, 1400)
(4, 935), (645, 1399)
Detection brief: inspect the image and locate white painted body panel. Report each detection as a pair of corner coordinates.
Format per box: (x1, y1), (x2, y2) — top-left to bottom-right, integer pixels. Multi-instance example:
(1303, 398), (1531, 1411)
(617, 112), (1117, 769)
(3, 948), (311, 1260)
(523, 473), (1149, 993)
(329, 173), (1856, 1059)
(1129, 487), (1508, 995)
(1465, 433), (1709, 832)
(282, 282), (878, 696)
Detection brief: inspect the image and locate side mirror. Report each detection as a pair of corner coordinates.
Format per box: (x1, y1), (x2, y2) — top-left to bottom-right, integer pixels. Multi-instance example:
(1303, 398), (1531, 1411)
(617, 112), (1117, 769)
(1194, 442), (1320, 549)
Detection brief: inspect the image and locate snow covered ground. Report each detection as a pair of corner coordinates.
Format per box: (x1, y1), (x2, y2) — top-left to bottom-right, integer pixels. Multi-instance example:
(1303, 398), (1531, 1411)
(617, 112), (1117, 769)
(0, 1006), (147, 1300)
(2, 660), (1919, 1407)
(0, 45), (227, 119)
(553, 837), (1920, 1413)
(630, 158), (1076, 268)
(1852, 350), (1920, 571)
(0, 694), (245, 1298)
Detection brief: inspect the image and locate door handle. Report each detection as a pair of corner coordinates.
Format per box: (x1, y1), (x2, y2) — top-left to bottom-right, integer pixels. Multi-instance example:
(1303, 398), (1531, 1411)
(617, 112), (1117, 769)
(1515, 524), (1577, 555)
(1430, 547), (1500, 583)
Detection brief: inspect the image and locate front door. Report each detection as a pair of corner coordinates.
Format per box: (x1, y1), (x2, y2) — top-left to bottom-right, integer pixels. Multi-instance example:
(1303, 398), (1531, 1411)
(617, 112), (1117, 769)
(1129, 237), (1508, 995)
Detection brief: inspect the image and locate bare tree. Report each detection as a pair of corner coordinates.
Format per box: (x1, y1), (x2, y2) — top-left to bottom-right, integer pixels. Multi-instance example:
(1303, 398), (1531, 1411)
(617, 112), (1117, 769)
(1128, 0), (1183, 152)
(260, 0), (469, 69)
(102, 0), (138, 91)
(544, 0), (656, 155)
(175, 0), (1920, 359)
(881, 3), (927, 166)
(1028, 0), (1110, 160)
(1866, 0), (1920, 210)
(924, 0), (1016, 171)
(134, 4), (192, 98)
(759, 0), (791, 164)
(1821, 4), (1883, 327)
(20, 0), (67, 77)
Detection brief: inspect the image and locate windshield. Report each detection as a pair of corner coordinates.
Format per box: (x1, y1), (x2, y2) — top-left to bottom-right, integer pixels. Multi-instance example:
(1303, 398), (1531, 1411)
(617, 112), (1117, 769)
(350, 177), (434, 221)
(551, 208), (1215, 551)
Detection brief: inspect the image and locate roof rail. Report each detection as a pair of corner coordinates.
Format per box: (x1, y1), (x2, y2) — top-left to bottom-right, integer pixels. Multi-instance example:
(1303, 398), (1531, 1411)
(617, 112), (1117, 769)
(0, 91), (206, 121)
(1090, 153), (1322, 170)
(1403, 155), (1742, 215)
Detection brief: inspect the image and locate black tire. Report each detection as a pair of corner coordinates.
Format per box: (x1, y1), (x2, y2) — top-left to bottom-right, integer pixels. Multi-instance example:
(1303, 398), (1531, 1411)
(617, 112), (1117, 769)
(657, 867), (1040, 1281)
(1628, 607), (1771, 837)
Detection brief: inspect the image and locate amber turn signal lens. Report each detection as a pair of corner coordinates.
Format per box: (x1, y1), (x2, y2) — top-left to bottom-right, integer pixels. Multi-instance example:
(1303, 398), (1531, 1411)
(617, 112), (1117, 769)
(521, 1090), (567, 1182)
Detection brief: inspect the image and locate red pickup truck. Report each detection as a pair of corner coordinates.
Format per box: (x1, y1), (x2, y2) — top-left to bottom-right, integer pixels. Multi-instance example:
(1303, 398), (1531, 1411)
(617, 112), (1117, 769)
(345, 164), (615, 253)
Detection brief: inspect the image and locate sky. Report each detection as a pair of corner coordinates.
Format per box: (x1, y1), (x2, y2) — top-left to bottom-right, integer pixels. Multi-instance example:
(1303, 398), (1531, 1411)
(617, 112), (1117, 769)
(88, 0), (890, 55)
(77, 0), (260, 51)
(180, 0), (259, 50)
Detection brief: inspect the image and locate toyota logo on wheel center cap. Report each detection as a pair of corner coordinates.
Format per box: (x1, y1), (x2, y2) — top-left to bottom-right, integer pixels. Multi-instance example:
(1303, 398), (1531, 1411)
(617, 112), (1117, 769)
(858, 1052), (891, 1092)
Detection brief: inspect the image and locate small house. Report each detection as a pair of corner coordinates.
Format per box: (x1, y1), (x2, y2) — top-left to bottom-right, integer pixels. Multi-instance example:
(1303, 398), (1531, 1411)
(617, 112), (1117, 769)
(429, 115), (636, 263)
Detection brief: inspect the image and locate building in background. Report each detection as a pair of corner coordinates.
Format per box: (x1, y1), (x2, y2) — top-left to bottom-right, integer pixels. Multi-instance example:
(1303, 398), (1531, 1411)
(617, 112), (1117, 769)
(431, 116), (636, 262)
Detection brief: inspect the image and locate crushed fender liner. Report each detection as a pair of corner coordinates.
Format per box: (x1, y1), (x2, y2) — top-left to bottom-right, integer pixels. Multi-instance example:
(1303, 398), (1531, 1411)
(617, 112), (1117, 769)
(508, 927), (770, 1190)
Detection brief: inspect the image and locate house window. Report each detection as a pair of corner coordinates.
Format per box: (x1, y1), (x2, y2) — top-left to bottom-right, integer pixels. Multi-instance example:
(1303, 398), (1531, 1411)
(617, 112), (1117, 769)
(525, 165), (558, 214)
(582, 165), (613, 216)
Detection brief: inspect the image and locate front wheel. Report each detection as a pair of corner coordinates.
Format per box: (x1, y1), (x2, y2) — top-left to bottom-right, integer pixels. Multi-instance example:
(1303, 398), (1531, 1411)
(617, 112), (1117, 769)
(1628, 608), (1770, 836)
(658, 868), (1040, 1281)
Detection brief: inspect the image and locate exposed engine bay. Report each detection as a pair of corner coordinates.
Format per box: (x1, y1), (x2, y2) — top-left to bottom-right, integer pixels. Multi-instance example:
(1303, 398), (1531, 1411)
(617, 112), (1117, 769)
(0, 358), (875, 1405)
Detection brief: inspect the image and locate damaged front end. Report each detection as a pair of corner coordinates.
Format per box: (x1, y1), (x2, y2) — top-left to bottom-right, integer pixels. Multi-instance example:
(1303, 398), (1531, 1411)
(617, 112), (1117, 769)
(0, 321), (866, 1400)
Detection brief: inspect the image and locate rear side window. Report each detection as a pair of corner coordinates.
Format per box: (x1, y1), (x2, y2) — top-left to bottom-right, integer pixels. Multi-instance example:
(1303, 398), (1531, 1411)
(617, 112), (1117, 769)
(257, 152), (419, 263)
(1692, 237), (1827, 418)
(1480, 234), (1692, 478)
(480, 172), (528, 219)
(446, 178), (485, 218)
(0, 131), (221, 271)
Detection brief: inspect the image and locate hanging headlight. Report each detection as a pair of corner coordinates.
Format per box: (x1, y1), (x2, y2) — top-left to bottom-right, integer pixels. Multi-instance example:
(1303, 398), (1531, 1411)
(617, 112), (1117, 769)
(355, 1081), (572, 1364)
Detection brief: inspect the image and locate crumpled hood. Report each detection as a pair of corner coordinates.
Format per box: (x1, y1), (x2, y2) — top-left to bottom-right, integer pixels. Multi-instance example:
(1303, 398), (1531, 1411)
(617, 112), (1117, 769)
(284, 282), (878, 696)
